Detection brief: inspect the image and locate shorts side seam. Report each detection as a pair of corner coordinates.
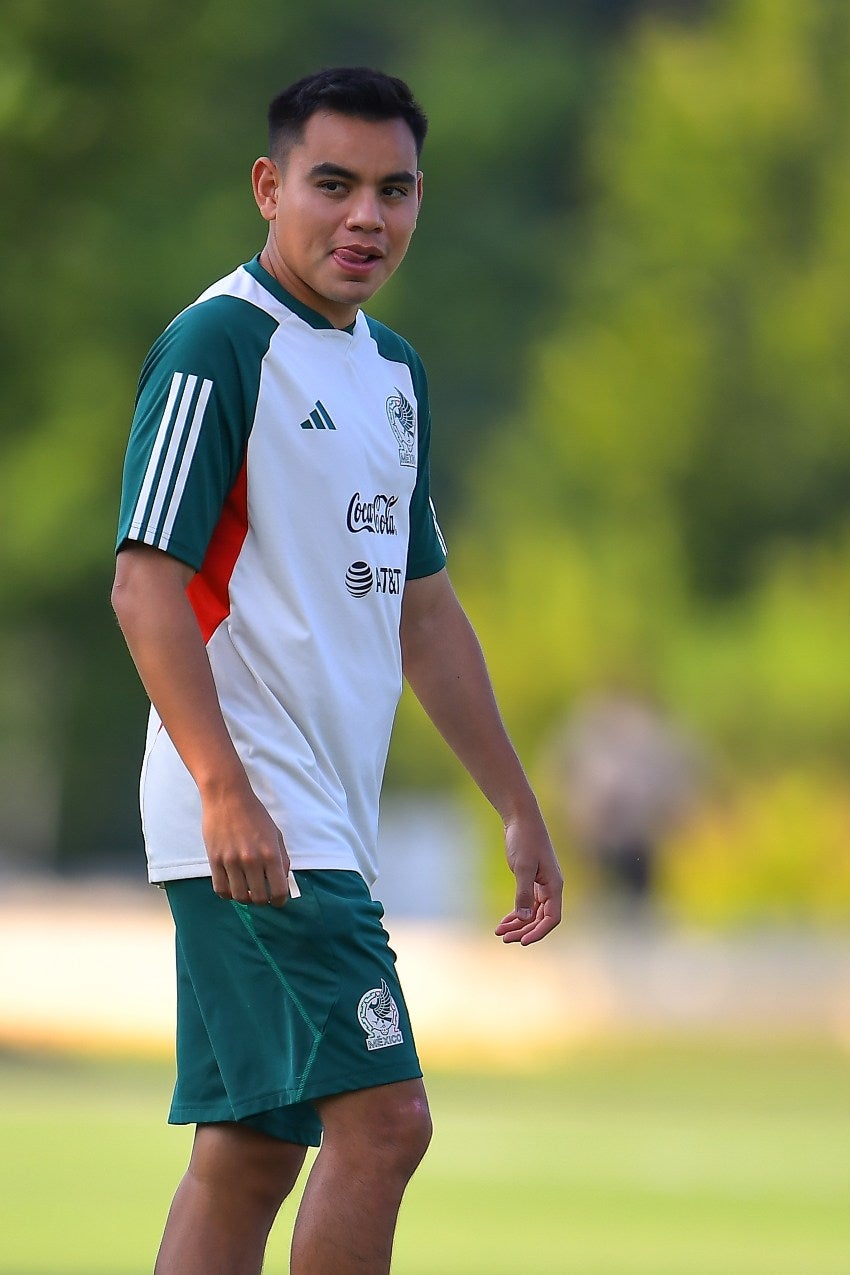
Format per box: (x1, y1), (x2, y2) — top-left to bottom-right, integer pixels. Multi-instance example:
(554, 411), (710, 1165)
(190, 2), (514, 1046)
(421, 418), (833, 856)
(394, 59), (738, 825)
(231, 900), (323, 1100)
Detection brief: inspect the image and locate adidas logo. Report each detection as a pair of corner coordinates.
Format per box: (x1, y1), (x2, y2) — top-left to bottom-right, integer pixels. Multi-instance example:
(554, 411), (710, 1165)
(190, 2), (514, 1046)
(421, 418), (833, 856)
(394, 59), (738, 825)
(299, 400), (337, 431)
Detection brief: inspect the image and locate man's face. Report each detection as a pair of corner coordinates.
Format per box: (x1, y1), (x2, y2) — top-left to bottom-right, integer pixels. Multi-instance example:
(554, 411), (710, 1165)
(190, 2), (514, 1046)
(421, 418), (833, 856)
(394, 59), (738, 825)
(253, 110), (422, 328)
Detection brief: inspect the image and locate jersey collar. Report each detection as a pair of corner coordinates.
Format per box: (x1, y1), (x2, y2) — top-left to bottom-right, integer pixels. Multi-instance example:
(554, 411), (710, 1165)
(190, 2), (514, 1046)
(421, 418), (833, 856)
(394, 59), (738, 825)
(244, 256), (357, 334)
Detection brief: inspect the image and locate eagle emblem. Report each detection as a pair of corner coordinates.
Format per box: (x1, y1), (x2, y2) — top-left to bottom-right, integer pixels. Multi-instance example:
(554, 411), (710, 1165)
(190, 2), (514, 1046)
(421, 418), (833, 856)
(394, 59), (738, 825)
(385, 389), (416, 467)
(357, 978), (404, 1050)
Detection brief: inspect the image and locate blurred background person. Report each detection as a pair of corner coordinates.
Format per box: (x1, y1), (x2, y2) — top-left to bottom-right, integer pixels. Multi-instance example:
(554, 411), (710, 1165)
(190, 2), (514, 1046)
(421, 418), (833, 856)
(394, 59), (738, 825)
(556, 694), (699, 906)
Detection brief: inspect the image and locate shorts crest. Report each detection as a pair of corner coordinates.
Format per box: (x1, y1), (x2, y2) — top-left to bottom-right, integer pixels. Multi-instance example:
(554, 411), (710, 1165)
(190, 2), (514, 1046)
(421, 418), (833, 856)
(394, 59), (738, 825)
(357, 977), (404, 1050)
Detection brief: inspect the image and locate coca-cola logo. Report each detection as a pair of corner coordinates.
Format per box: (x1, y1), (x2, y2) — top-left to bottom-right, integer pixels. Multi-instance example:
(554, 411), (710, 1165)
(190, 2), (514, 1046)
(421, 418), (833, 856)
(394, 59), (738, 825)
(346, 492), (398, 536)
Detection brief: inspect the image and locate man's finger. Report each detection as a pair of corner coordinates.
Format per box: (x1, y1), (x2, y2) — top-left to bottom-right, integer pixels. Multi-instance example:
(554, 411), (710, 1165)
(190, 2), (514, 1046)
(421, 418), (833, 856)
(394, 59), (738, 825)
(513, 877), (535, 923)
(263, 858), (290, 908)
(517, 913), (560, 945)
(210, 862), (232, 900)
(228, 864), (252, 904)
(494, 910), (526, 935)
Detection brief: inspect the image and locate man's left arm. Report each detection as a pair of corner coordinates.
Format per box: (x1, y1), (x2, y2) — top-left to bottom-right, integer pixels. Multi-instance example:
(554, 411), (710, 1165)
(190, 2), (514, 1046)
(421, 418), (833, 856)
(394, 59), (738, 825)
(400, 568), (563, 945)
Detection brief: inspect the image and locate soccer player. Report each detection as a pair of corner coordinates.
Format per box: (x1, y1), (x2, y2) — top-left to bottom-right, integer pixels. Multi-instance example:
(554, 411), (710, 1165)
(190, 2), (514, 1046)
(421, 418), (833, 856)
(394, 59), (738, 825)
(112, 67), (563, 1275)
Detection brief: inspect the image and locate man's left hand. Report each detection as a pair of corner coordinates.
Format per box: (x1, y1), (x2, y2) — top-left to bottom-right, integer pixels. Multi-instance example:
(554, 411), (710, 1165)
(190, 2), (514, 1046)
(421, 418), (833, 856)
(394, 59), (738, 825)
(495, 813), (563, 945)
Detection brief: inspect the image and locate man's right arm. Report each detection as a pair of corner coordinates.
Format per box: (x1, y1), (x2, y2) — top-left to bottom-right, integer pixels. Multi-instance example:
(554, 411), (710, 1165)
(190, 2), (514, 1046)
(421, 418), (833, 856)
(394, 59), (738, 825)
(111, 543), (290, 906)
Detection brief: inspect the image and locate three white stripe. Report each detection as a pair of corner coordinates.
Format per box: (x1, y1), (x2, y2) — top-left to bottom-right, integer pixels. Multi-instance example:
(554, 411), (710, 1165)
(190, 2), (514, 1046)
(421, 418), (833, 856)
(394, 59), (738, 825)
(129, 371), (214, 550)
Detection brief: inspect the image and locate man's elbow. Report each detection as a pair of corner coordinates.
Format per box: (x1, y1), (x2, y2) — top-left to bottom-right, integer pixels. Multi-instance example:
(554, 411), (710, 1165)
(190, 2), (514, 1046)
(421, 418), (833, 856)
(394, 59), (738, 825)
(111, 544), (155, 629)
(399, 609), (434, 667)
(111, 556), (137, 631)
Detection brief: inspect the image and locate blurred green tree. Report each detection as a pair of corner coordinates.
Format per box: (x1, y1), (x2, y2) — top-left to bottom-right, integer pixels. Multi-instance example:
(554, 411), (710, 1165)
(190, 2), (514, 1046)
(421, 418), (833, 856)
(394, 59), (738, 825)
(432, 0), (850, 750)
(387, 0), (850, 921)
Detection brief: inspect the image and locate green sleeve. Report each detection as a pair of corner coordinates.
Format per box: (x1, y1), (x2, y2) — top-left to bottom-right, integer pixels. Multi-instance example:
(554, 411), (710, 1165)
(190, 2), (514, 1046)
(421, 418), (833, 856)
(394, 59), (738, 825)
(116, 295), (277, 570)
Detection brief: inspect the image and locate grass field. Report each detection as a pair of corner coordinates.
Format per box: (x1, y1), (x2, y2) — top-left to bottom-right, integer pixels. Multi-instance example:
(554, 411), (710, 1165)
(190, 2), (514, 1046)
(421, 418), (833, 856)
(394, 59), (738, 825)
(1, 1040), (847, 1274)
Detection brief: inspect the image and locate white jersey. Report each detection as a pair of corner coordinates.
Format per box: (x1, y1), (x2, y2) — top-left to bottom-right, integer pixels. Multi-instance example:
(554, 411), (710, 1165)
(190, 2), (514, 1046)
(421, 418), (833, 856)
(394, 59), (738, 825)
(117, 257), (446, 885)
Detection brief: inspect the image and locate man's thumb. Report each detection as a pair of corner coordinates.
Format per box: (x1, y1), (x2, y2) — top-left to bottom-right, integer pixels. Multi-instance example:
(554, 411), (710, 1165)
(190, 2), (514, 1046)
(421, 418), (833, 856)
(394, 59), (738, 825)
(514, 878), (534, 921)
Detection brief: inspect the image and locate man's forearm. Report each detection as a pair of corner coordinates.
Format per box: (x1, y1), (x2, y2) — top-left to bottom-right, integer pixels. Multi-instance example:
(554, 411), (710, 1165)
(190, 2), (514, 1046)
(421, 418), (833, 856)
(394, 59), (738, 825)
(400, 573), (538, 823)
(401, 569), (563, 943)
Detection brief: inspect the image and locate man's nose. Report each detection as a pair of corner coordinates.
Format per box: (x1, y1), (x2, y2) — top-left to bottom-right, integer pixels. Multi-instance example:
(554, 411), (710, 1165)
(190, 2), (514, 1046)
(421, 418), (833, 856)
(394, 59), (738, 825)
(346, 193), (385, 233)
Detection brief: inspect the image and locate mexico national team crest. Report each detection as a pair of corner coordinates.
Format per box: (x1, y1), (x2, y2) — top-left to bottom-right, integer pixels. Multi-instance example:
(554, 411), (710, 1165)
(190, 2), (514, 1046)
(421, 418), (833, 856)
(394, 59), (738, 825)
(357, 978), (404, 1051)
(385, 388), (416, 468)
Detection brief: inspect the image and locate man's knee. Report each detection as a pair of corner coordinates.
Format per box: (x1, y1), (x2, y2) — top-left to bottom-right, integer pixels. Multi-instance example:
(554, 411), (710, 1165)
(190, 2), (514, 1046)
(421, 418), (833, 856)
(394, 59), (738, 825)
(376, 1085), (432, 1173)
(318, 1080), (432, 1179)
(190, 1122), (307, 1211)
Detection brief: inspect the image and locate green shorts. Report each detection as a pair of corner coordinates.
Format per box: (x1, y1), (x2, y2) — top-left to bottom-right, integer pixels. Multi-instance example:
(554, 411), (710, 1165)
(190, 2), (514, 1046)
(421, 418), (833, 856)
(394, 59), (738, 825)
(164, 871), (422, 1147)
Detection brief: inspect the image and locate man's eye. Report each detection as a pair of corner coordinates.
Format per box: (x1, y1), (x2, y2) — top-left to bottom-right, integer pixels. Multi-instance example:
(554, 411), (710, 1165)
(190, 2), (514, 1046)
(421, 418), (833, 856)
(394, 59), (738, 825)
(384, 186), (408, 199)
(318, 180), (346, 193)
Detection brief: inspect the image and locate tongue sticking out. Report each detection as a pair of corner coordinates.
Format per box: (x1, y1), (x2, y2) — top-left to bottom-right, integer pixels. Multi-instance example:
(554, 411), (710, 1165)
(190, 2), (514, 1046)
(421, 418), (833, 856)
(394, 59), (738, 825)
(335, 248), (373, 265)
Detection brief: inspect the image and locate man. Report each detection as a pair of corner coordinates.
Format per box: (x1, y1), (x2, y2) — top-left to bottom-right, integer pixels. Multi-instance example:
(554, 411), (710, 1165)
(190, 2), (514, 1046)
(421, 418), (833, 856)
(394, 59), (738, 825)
(112, 67), (562, 1275)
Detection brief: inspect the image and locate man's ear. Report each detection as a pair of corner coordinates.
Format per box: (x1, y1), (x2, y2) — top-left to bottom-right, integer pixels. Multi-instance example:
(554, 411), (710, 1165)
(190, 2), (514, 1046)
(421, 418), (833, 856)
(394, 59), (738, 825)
(252, 156), (280, 221)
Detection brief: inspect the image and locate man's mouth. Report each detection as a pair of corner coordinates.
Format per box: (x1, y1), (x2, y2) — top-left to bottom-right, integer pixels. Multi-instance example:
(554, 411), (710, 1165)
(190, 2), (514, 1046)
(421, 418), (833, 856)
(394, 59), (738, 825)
(332, 246), (383, 271)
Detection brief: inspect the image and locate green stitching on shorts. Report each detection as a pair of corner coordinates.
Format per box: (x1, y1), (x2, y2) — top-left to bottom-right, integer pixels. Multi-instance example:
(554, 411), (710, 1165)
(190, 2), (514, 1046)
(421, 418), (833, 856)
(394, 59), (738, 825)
(231, 901), (323, 1100)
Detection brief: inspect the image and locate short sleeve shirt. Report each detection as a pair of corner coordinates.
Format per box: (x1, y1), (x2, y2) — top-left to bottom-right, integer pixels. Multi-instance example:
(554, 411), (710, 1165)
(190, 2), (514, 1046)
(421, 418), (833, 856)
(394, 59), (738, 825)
(117, 257), (447, 885)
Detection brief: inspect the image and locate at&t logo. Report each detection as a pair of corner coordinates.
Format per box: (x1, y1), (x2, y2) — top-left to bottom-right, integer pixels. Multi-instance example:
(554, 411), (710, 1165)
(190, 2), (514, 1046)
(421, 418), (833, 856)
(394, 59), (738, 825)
(345, 562), (402, 597)
(345, 561), (373, 596)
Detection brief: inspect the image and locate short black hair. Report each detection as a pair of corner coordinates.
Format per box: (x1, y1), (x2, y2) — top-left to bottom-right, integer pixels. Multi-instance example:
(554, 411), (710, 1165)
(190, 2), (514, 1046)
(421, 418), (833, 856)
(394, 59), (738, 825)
(267, 67), (428, 163)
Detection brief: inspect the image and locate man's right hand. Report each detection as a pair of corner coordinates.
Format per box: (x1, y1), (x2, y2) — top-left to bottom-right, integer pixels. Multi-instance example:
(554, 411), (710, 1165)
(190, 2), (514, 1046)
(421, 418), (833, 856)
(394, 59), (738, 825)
(201, 779), (291, 907)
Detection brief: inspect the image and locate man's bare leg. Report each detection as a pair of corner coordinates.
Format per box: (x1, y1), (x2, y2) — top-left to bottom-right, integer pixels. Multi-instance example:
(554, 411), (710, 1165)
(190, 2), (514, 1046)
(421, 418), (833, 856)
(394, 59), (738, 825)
(290, 1078), (432, 1275)
(154, 1122), (307, 1275)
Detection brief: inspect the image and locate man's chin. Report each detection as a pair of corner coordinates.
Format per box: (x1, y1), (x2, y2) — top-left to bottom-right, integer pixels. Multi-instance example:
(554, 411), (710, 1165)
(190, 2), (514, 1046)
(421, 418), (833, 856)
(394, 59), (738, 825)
(329, 277), (385, 304)
(324, 263), (391, 300)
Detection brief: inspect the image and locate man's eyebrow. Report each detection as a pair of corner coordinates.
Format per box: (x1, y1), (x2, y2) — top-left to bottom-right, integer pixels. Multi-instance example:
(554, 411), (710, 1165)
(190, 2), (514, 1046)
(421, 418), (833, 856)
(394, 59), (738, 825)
(308, 161), (417, 185)
(381, 170), (418, 186)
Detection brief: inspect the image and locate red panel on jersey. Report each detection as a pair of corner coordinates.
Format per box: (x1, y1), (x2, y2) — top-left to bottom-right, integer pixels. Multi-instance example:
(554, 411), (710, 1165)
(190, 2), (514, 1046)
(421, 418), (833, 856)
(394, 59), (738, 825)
(187, 460), (249, 644)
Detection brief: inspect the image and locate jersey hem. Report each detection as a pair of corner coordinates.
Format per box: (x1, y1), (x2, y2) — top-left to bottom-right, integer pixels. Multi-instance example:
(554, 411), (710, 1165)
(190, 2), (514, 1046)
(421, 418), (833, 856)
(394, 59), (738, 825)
(148, 856), (368, 884)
